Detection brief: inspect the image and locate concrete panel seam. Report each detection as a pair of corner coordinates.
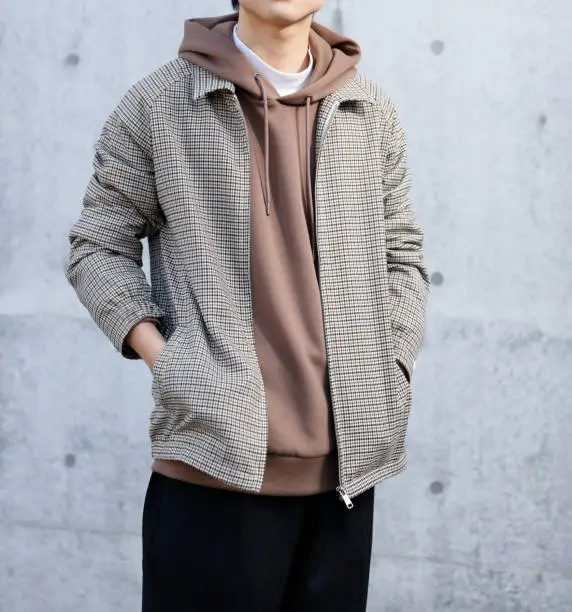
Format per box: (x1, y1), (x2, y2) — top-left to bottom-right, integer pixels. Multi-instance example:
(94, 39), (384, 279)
(374, 551), (572, 580)
(9, 519), (139, 539)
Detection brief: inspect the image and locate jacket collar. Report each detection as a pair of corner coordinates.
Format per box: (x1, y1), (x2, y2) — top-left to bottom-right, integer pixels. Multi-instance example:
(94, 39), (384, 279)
(189, 65), (236, 100)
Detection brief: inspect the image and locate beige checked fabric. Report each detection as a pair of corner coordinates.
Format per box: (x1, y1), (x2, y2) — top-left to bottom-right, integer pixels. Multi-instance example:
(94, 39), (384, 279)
(66, 59), (430, 502)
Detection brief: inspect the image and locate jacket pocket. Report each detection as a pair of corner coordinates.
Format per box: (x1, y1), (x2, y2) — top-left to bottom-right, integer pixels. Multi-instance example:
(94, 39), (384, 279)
(149, 326), (188, 443)
(385, 359), (412, 460)
(151, 327), (182, 404)
(394, 359), (412, 403)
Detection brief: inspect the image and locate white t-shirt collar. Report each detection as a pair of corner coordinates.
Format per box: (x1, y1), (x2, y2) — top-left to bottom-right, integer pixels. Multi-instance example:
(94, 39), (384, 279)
(233, 25), (314, 97)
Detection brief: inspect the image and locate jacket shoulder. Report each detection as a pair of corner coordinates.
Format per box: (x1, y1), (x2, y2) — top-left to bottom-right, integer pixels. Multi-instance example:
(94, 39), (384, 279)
(115, 59), (195, 120)
(354, 74), (399, 121)
(102, 59), (195, 153)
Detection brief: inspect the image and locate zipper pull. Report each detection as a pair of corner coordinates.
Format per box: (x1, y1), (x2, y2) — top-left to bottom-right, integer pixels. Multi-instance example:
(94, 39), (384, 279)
(336, 487), (354, 509)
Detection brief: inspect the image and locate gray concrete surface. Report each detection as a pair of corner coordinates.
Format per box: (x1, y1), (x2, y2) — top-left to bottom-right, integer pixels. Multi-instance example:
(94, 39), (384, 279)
(1, 1), (571, 610)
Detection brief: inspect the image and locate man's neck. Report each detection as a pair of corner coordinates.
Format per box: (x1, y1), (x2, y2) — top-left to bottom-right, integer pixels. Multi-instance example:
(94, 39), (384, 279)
(235, 11), (312, 74)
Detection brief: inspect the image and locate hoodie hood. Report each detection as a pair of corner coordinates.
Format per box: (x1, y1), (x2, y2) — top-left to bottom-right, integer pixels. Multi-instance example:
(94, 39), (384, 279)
(178, 13), (361, 105)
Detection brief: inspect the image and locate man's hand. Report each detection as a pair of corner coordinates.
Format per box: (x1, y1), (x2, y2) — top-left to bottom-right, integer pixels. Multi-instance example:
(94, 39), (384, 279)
(126, 320), (166, 371)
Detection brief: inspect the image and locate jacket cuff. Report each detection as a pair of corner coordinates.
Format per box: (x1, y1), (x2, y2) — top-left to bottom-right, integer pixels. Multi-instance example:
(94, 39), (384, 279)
(106, 302), (166, 360)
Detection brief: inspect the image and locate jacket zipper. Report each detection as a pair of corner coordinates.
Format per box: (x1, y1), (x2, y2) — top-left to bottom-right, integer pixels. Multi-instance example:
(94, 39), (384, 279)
(228, 92), (270, 483)
(315, 103), (354, 510)
(231, 92), (353, 509)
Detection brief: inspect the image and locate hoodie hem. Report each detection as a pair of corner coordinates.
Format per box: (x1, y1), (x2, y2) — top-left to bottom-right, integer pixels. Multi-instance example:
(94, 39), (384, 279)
(152, 453), (338, 496)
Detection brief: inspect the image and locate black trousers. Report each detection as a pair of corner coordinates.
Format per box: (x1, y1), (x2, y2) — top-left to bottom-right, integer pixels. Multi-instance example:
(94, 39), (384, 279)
(142, 472), (374, 612)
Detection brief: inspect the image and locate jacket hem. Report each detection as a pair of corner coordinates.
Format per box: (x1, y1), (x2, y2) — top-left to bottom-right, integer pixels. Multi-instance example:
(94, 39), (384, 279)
(341, 452), (408, 499)
(152, 453), (339, 497)
(151, 433), (266, 493)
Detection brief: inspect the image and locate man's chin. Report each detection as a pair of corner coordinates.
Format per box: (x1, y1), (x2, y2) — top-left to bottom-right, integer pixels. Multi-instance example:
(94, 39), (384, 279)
(264, 8), (315, 28)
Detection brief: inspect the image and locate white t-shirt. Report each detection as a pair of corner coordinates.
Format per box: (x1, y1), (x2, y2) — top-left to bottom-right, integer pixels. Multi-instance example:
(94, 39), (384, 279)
(233, 25), (314, 97)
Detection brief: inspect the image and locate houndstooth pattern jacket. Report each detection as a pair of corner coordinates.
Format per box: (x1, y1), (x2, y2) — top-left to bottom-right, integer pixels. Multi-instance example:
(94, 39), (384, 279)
(66, 58), (430, 504)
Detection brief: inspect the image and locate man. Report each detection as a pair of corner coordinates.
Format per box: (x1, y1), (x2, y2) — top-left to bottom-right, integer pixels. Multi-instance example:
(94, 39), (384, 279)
(66, 0), (429, 610)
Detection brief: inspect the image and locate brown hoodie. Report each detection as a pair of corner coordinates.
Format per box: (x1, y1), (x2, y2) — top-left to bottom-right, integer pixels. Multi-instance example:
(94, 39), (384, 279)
(153, 14), (361, 495)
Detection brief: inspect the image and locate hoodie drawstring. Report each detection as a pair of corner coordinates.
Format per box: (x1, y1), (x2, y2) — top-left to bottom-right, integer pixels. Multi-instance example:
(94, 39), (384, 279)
(305, 95), (316, 260)
(255, 74), (272, 216)
(253, 75), (316, 259)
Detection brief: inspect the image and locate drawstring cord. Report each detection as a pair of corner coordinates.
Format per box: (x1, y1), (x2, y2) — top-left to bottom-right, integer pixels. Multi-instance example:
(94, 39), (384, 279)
(254, 75), (315, 261)
(305, 95), (316, 261)
(254, 74), (272, 216)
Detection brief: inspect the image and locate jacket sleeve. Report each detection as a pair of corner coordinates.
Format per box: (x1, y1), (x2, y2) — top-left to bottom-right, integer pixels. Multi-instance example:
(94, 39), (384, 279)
(382, 104), (430, 381)
(66, 102), (166, 359)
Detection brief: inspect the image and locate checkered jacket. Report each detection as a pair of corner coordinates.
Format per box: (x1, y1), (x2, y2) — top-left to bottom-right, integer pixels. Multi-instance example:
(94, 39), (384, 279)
(66, 58), (430, 502)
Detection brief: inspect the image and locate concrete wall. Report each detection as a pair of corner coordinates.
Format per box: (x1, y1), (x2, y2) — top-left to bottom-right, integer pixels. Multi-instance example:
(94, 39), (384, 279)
(1, 1), (571, 610)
